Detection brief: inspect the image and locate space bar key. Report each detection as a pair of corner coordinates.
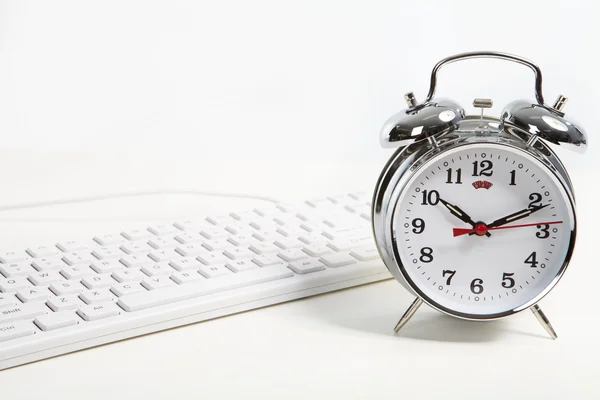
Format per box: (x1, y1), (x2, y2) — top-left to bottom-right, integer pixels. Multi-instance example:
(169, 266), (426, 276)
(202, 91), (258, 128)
(117, 265), (294, 312)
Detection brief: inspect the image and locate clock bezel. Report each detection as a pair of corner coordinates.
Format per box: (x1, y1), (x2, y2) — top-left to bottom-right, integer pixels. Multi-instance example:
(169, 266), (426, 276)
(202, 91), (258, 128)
(372, 123), (577, 321)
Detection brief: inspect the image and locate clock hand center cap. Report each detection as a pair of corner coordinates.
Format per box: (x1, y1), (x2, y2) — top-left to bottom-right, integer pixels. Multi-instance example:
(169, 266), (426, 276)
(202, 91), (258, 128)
(474, 222), (489, 236)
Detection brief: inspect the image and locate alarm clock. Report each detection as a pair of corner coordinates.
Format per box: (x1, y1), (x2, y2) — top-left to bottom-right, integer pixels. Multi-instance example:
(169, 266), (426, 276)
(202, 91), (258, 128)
(372, 51), (587, 339)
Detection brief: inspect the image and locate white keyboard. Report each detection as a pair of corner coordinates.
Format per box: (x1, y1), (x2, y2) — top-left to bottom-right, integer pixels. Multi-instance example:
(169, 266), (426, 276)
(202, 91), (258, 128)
(0, 192), (390, 370)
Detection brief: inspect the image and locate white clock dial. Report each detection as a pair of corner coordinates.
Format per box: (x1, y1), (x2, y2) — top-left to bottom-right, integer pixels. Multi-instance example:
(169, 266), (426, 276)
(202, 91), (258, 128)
(393, 143), (575, 318)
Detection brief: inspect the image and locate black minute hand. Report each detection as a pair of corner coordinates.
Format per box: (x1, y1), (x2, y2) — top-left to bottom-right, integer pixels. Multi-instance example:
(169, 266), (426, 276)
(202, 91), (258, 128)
(487, 204), (549, 229)
(438, 198), (491, 237)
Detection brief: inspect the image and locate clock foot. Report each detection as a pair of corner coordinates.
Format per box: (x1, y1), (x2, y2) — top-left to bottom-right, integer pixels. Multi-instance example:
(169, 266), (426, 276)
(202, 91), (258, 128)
(394, 298), (423, 333)
(530, 304), (558, 340)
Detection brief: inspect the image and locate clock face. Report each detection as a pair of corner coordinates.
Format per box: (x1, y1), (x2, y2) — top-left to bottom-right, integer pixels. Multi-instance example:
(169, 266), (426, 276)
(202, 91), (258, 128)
(392, 142), (575, 318)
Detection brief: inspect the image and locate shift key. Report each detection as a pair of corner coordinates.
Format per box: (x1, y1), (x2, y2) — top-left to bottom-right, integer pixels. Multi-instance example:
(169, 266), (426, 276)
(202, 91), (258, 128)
(0, 303), (49, 324)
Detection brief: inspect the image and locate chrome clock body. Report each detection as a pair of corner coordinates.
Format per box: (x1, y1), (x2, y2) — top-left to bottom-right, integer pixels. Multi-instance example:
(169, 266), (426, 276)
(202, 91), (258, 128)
(373, 51), (587, 337)
(372, 116), (577, 320)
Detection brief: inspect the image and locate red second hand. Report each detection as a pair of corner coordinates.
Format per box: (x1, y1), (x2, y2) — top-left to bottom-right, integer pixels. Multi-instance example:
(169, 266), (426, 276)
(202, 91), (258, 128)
(453, 221), (564, 237)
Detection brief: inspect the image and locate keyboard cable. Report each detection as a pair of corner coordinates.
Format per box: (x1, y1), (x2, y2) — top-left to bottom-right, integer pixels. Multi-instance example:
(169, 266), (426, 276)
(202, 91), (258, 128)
(0, 189), (280, 212)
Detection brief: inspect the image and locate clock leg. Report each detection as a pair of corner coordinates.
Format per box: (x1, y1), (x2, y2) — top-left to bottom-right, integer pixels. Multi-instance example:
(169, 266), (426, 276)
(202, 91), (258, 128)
(530, 304), (558, 340)
(394, 298), (423, 333)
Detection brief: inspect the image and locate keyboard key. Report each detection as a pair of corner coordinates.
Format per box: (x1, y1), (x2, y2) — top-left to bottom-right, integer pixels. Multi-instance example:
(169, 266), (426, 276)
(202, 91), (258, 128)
(249, 219), (278, 231)
(17, 287), (50, 303)
(298, 223), (321, 233)
(198, 264), (232, 279)
(323, 216), (361, 229)
(26, 244), (59, 258)
(322, 227), (364, 240)
(350, 247), (380, 261)
(0, 251), (27, 263)
(327, 239), (359, 252)
(92, 246), (123, 260)
(274, 238), (303, 250)
(56, 240), (88, 253)
(253, 206), (281, 217)
(149, 249), (181, 262)
(252, 254), (286, 267)
(0, 276), (30, 292)
(141, 276), (175, 291)
(80, 288), (112, 304)
(148, 224), (177, 236)
(275, 203), (296, 213)
(77, 302), (120, 321)
(225, 223), (253, 235)
(82, 274), (115, 289)
(174, 220), (208, 232)
(0, 321), (36, 342)
(94, 234), (124, 246)
(225, 259), (258, 273)
(228, 235), (253, 246)
(273, 215), (299, 226)
(206, 215), (232, 225)
(60, 265), (94, 280)
(141, 262), (173, 277)
(230, 211), (258, 221)
(50, 280), (84, 296)
(29, 270), (62, 286)
(175, 243), (207, 257)
(120, 254), (152, 268)
(305, 197), (333, 208)
(111, 282), (145, 297)
(276, 226), (297, 237)
(32, 256), (67, 271)
(47, 295), (83, 312)
(249, 241), (280, 255)
(62, 252), (94, 266)
(302, 244), (332, 257)
(288, 260), (326, 274)
(174, 232), (204, 244)
(112, 269), (144, 283)
(345, 204), (371, 215)
(0, 303), (49, 324)
(148, 237), (179, 250)
(0, 261), (34, 278)
(224, 247), (254, 260)
(200, 226), (229, 240)
(120, 241), (151, 255)
(299, 234), (326, 245)
(328, 194), (363, 207)
(118, 265), (294, 312)
(121, 229), (151, 241)
(196, 252), (227, 265)
(319, 253), (357, 268)
(35, 311), (79, 331)
(328, 235), (373, 252)
(251, 230), (280, 242)
(202, 239), (229, 251)
(171, 271), (203, 284)
(278, 249), (307, 262)
(0, 294), (18, 309)
(169, 257), (203, 271)
(348, 192), (367, 201)
(91, 260), (123, 274)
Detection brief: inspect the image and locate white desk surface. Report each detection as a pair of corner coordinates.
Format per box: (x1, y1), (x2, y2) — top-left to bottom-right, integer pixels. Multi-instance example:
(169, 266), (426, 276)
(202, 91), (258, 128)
(0, 151), (598, 399)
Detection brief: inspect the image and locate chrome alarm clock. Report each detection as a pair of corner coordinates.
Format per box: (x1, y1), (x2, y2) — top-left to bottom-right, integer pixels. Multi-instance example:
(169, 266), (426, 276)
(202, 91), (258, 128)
(372, 51), (587, 338)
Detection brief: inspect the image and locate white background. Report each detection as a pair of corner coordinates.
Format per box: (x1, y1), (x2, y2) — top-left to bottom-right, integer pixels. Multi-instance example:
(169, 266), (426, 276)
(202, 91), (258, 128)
(0, 0), (598, 172)
(0, 1), (600, 399)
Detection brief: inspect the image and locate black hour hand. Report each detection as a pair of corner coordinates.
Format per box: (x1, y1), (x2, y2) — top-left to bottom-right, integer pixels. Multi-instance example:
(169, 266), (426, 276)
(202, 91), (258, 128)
(439, 198), (491, 237)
